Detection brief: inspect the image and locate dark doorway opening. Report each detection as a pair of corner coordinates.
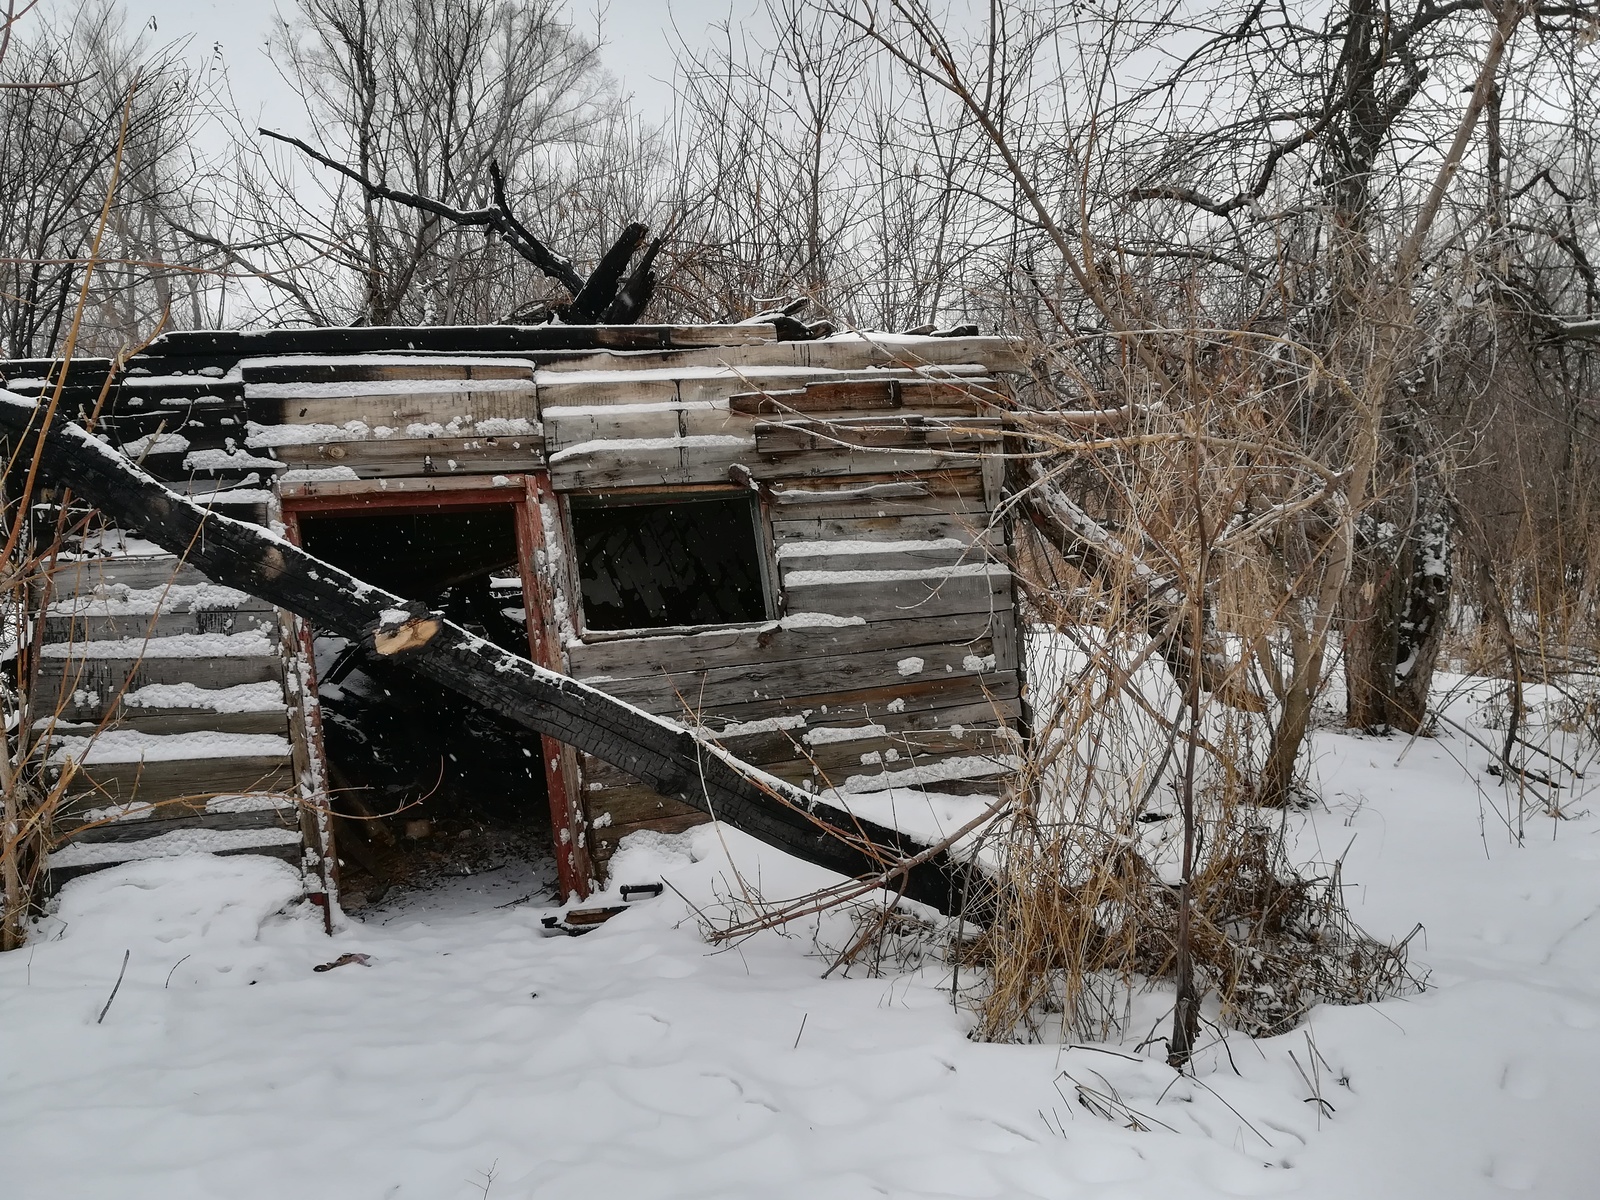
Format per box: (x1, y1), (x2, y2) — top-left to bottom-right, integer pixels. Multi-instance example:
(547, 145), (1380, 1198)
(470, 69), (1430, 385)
(570, 492), (768, 631)
(296, 505), (553, 903)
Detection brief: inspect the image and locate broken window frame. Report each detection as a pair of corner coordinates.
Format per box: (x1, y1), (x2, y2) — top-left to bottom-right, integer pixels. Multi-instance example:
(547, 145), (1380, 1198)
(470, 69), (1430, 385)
(558, 484), (781, 642)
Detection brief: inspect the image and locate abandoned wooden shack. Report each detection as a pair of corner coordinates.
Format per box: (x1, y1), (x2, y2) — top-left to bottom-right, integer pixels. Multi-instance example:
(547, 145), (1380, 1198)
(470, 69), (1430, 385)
(2, 322), (1028, 901)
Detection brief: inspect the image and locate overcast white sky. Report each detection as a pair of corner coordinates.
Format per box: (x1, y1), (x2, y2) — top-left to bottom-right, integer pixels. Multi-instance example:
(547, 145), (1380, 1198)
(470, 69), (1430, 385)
(111, 0), (762, 129)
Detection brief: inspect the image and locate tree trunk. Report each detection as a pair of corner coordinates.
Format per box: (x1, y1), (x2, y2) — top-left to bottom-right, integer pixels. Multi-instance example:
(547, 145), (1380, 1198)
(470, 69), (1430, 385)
(0, 393), (985, 917)
(1390, 501), (1452, 732)
(1343, 491), (1452, 734)
(1260, 623), (1321, 807)
(1341, 513), (1407, 730)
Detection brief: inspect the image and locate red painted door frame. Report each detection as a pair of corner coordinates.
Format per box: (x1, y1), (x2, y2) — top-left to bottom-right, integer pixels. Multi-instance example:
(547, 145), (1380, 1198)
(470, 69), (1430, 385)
(278, 473), (591, 898)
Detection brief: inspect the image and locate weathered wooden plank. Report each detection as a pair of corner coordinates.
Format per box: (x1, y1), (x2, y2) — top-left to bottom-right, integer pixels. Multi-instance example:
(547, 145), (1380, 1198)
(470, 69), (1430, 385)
(709, 695), (1024, 759)
(271, 435), (544, 478)
(728, 378), (998, 417)
(3, 357), (116, 383)
(42, 606), (276, 642)
(547, 435), (755, 490)
(753, 416), (1002, 456)
(751, 446), (990, 481)
(776, 540), (994, 575)
(661, 324), (778, 347)
(276, 473), (529, 501)
(535, 336), (1024, 376)
(118, 379), (245, 402)
(542, 403), (677, 448)
(675, 368), (989, 408)
(241, 360), (535, 385)
(565, 610), (1007, 680)
(761, 746), (1016, 794)
(249, 390), (537, 430)
(582, 721), (1016, 790)
(580, 638), (1002, 715)
(56, 803), (297, 844)
(35, 656), (285, 718)
(585, 783), (702, 827)
(50, 709), (288, 736)
(773, 469), (982, 497)
(624, 668), (1021, 730)
(122, 356), (240, 379)
(769, 480), (988, 520)
(782, 567), (1013, 621)
(51, 556), (207, 591)
(55, 756), (293, 806)
(534, 375), (683, 408)
(541, 401), (746, 453)
(772, 512), (1000, 545)
(986, 605), (1021, 676)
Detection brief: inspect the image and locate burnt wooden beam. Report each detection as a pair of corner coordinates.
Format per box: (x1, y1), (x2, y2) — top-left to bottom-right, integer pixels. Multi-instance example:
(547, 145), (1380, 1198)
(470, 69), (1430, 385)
(568, 223), (647, 322)
(603, 232), (666, 324)
(0, 392), (986, 916)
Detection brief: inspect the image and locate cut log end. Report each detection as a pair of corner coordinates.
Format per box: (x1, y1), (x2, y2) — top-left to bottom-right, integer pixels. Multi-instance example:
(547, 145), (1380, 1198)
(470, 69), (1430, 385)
(373, 617), (441, 656)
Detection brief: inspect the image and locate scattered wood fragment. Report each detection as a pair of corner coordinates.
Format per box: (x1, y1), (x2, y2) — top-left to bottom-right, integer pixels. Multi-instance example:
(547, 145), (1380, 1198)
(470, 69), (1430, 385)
(313, 952), (372, 972)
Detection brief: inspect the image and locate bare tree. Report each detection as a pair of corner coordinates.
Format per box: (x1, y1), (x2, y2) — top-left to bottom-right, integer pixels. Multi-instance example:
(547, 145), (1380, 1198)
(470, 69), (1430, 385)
(0, 2), (222, 358)
(196, 0), (655, 327)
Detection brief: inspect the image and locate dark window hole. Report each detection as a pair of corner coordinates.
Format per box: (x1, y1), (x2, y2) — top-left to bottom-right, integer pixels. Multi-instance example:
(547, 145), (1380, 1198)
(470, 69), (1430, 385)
(570, 492), (768, 632)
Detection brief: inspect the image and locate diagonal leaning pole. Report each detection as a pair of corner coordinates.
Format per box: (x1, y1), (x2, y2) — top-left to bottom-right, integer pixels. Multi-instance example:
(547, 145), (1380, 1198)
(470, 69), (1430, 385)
(0, 392), (986, 916)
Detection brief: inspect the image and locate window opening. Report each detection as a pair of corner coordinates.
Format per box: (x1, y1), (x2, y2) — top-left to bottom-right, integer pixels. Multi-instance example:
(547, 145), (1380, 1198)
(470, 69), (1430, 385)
(569, 492), (768, 632)
(296, 507), (551, 904)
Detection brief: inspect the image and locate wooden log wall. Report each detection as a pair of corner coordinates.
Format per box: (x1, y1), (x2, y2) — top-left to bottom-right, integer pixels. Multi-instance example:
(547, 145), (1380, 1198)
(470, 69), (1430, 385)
(4, 324), (1028, 885)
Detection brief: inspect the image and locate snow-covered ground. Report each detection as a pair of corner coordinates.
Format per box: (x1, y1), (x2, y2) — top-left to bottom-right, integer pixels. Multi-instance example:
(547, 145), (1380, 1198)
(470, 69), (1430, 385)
(5, 697), (1600, 1198)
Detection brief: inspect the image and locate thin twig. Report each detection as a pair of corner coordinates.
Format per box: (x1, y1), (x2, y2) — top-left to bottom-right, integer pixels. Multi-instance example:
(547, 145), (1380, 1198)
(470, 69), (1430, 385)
(97, 949), (129, 1023)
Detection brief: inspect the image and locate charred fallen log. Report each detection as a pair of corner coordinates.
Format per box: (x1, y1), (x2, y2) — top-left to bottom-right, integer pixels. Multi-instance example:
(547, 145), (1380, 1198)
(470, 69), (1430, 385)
(0, 392), (986, 916)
